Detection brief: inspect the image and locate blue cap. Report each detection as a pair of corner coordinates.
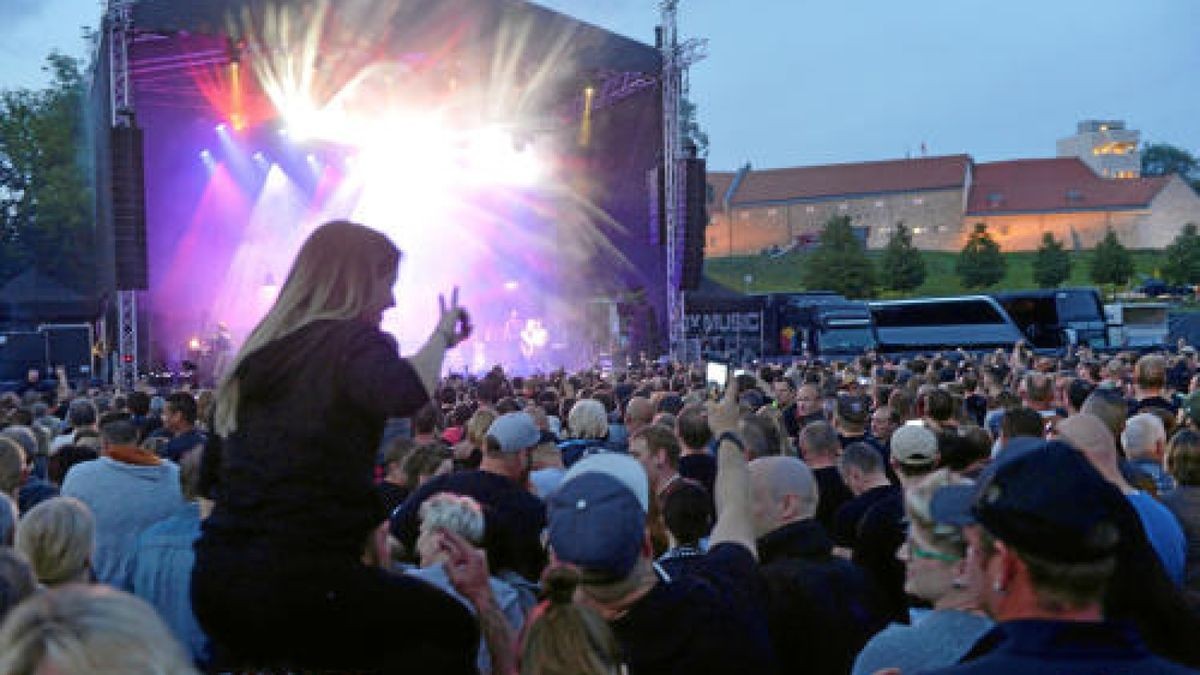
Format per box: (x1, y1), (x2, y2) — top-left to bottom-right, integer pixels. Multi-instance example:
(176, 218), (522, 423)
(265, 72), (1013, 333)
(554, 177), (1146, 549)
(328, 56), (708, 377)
(548, 472), (646, 583)
(486, 412), (541, 453)
(931, 440), (1122, 563)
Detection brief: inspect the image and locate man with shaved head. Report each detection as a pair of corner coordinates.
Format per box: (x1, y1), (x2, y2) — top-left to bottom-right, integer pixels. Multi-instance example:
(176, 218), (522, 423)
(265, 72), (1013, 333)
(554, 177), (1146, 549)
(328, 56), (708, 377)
(623, 396), (655, 443)
(1056, 414), (1187, 586)
(750, 456), (889, 675)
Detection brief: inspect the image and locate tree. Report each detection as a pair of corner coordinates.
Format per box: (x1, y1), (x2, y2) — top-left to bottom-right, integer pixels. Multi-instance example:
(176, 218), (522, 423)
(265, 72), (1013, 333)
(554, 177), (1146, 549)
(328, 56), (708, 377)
(879, 222), (926, 292)
(1162, 223), (1200, 285)
(680, 96), (709, 158)
(955, 223), (1006, 289)
(1090, 227), (1135, 287)
(1141, 143), (1200, 192)
(0, 53), (94, 292)
(801, 215), (875, 298)
(1142, 143), (1198, 178)
(1032, 232), (1071, 288)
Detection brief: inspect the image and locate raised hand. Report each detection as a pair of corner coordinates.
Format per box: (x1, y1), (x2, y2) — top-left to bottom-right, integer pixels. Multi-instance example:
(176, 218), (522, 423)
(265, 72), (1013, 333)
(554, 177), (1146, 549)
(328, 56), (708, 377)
(436, 287), (472, 348)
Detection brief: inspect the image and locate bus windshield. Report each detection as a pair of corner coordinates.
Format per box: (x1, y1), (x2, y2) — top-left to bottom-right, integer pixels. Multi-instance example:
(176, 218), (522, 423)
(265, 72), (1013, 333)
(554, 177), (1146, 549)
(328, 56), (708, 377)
(820, 326), (876, 351)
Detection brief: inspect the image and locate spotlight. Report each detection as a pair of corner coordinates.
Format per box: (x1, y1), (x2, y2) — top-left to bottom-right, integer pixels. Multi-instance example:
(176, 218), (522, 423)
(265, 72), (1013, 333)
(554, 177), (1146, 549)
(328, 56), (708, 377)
(504, 280), (519, 292)
(306, 153), (318, 164)
(216, 123), (228, 133)
(253, 151), (266, 162)
(199, 149), (213, 160)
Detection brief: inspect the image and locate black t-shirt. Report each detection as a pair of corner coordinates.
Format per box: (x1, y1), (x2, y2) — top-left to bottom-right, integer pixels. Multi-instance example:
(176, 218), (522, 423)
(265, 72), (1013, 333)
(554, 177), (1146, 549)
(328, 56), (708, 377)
(200, 319), (430, 556)
(391, 469), (547, 582)
(378, 481), (409, 516)
(1132, 395), (1178, 416)
(678, 453), (717, 497)
(812, 466), (853, 537)
(613, 543), (778, 675)
(850, 487), (907, 623)
(832, 485), (897, 549)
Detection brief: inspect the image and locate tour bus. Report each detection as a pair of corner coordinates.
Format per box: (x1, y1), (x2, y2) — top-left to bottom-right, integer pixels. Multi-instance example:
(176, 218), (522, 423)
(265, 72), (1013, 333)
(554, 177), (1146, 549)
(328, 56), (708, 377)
(869, 295), (1025, 355)
(760, 292), (877, 360)
(684, 289), (876, 363)
(990, 288), (1109, 350)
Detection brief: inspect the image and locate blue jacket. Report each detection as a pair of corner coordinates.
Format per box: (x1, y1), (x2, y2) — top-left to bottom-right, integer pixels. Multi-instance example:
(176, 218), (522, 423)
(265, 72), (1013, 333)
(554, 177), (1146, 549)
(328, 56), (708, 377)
(923, 619), (1196, 674)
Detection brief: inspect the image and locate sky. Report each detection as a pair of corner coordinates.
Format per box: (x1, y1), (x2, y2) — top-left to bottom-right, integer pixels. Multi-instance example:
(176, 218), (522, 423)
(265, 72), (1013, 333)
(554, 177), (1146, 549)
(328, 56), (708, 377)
(1, 0), (1197, 171)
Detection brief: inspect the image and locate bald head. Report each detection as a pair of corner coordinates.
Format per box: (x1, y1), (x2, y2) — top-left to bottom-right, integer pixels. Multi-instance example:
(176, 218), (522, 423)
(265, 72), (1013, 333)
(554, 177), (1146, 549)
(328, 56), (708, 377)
(625, 396), (655, 433)
(749, 456), (817, 537)
(1057, 413), (1122, 484)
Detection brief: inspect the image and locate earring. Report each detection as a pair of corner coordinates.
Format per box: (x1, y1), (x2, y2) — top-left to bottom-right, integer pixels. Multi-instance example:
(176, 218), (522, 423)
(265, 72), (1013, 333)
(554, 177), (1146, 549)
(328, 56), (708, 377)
(992, 579), (1006, 594)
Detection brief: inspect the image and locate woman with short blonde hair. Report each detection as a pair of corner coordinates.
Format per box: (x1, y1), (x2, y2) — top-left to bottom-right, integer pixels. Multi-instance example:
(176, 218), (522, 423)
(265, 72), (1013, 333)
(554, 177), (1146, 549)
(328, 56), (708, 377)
(16, 497), (94, 587)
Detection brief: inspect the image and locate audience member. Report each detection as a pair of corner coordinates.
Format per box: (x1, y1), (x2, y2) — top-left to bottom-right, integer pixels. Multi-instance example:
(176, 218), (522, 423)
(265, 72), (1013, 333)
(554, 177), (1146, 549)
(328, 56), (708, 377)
(133, 447), (210, 665)
(0, 584), (198, 674)
(408, 492), (524, 675)
(751, 455), (889, 674)
(545, 379), (778, 674)
(520, 565), (624, 675)
(798, 421), (853, 536)
(15, 496), (94, 587)
(853, 469), (992, 675)
(1057, 414), (1187, 587)
(192, 221), (482, 672)
(925, 440), (1194, 673)
(61, 415), (182, 590)
(0, 549), (37, 623)
(1163, 429), (1200, 597)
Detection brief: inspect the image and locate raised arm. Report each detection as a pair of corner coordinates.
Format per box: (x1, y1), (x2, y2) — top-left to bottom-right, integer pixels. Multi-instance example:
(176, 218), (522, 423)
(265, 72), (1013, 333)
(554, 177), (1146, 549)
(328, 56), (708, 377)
(706, 376), (758, 559)
(407, 288), (472, 399)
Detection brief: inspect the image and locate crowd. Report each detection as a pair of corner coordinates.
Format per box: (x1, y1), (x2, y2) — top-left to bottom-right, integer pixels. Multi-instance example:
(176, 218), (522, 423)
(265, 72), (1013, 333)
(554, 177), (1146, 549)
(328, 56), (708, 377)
(1, 220), (1200, 673)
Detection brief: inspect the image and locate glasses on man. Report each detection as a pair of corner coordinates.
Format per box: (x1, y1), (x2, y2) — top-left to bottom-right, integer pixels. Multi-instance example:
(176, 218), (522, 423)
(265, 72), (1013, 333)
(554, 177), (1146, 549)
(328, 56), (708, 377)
(907, 539), (962, 563)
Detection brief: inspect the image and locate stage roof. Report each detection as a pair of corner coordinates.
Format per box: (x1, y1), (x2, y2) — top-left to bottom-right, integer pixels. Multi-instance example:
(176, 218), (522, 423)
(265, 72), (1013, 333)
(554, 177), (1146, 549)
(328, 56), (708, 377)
(127, 0), (662, 74)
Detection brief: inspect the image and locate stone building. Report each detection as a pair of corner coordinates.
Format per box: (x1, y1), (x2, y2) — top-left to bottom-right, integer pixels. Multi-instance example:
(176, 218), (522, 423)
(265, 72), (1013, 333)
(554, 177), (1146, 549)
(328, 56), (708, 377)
(706, 122), (1200, 255)
(706, 155), (972, 256)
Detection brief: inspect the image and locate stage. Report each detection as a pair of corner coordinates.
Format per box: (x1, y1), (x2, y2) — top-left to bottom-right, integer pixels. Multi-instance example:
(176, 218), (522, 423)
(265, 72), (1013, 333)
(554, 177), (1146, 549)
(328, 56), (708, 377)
(91, 0), (669, 379)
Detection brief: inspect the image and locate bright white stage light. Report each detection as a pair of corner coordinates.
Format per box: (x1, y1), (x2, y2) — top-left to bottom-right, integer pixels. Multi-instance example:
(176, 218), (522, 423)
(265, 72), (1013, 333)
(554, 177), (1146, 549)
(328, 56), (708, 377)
(504, 280), (520, 291)
(465, 127), (542, 187)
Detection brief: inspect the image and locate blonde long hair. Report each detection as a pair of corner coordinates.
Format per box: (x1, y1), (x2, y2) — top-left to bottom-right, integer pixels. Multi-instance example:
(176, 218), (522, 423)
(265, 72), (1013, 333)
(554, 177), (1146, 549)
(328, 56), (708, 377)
(214, 221), (400, 436)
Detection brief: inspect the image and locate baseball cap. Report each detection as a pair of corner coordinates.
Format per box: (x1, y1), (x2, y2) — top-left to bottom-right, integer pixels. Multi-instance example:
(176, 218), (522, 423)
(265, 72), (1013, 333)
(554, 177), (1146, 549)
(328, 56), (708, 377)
(485, 412), (541, 453)
(931, 439), (1122, 563)
(547, 453), (649, 583)
(561, 451), (649, 511)
(836, 394), (869, 425)
(890, 424), (938, 468)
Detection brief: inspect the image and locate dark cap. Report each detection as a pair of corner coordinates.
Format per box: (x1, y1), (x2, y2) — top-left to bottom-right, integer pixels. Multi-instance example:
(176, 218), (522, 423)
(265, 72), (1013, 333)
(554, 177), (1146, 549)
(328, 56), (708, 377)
(547, 453), (649, 583)
(836, 394), (869, 425)
(548, 473), (645, 583)
(931, 440), (1122, 563)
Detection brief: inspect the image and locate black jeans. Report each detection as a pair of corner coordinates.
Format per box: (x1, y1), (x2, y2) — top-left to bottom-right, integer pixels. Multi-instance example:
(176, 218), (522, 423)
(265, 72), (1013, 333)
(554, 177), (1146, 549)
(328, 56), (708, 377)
(192, 542), (479, 672)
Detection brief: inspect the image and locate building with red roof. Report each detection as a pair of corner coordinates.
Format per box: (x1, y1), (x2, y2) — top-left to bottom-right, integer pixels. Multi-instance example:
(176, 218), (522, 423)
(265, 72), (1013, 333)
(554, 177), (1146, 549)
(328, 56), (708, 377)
(706, 122), (1200, 255)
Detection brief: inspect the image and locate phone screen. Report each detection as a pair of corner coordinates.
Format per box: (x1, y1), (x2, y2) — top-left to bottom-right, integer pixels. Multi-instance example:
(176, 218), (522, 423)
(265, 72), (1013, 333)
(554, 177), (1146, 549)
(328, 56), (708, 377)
(706, 362), (729, 388)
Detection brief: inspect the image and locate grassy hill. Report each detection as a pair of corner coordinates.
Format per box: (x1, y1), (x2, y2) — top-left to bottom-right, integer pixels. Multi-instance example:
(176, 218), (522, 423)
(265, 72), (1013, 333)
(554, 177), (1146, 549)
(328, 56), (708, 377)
(704, 249), (1166, 298)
